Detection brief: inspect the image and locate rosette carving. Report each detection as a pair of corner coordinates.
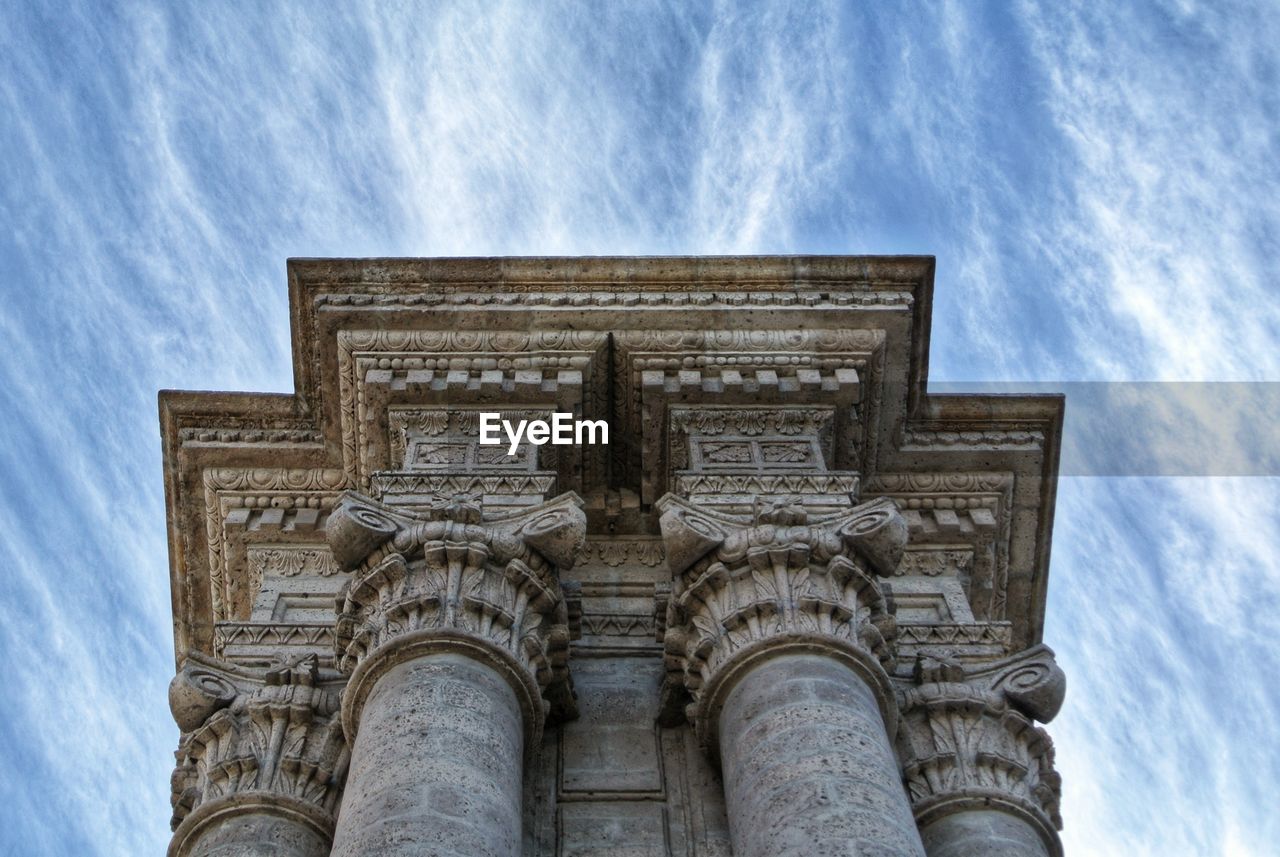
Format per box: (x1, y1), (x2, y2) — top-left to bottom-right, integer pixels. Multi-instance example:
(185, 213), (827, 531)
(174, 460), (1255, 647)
(168, 653), (347, 832)
(656, 493), (908, 741)
(328, 490), (586, 731)
(896, 645), (1066, 849)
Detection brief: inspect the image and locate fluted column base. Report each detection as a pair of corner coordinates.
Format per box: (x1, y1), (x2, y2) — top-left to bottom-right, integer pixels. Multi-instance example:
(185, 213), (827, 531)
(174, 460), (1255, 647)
(168, 794), (331, 857)
(717, 653), (925, 857)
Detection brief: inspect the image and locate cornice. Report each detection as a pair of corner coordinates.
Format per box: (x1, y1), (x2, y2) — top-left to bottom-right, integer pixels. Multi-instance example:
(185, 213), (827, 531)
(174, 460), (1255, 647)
(159, 256), (1062, 668)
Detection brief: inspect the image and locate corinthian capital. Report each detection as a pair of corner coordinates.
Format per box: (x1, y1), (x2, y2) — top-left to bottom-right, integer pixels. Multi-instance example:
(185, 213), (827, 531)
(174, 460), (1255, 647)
(656, 493), (908, 743)
(896, 645), (1066, 851)
(168, 652), (347, 840)
(327, 490), (587, 739)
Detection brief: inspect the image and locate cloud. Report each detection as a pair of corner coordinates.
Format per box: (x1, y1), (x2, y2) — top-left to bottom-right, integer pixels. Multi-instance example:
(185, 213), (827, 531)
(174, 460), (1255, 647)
(1018, 0), (1280, 382)
(0, 2), (1276, 853)
(1050, 478), (1280, 855)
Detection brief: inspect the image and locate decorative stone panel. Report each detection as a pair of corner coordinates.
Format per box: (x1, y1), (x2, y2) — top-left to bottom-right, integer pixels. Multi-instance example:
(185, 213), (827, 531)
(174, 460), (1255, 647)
(614, 328), (880, 504)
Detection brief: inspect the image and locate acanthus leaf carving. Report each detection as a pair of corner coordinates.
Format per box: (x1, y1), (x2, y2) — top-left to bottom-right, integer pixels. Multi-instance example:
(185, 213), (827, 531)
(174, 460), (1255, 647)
(328, 490), (587, 730)
(169, 652), (347, 832)
(895, 645), (1065, 836)
(656, 493), (908, 743)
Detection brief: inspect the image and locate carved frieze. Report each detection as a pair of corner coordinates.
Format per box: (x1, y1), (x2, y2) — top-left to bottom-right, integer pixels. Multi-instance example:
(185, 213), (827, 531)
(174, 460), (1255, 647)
(248, 546), (341, 579)
(326, 490), (587, 739)
(370, 472), (559, 508)
(581, 538), (666, 569)
(656, 493), (908, 743)
(895, 645), (1066, 849)
(580, 613), (656, 638)
(672, 472), (862, 516)
(388, 406), (556, 472)
(668, 405), (836, 472)
(336, 328), (609, 492)
(313, 286), (917, 311)
(168, 653), (347, 834)
(894, 621), (1014, 660)
(213, 622), (337, 669)
(901, 424), (1047, 451)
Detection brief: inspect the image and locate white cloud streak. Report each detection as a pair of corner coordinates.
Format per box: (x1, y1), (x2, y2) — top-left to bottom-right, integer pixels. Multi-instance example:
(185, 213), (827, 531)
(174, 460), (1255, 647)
(0, 2), (1277, 853)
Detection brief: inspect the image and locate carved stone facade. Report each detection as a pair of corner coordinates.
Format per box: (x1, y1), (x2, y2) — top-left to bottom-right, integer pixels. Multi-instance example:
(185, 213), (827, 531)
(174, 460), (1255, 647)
(160, 256), (1066, 856)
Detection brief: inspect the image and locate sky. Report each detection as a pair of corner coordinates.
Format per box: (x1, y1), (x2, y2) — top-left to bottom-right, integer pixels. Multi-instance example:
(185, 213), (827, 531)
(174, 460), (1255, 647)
(1, 2), (1278, 854)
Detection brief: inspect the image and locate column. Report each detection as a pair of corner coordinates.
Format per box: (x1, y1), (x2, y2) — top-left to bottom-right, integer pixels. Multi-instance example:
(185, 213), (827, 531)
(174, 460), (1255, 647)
(658, 494), (926, 857)
(167, 655), (345, 857)
(897, 649), (1066, 857)
(325, 491), (585, 857)
(919, 811), (1053, 857)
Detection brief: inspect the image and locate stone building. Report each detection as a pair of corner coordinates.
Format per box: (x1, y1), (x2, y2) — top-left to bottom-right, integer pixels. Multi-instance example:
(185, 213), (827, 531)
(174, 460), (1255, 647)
(159, 256), (1066, 857)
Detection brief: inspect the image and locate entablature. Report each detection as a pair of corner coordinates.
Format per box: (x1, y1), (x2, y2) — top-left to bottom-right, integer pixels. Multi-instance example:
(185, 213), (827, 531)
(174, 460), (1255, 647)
(160, 256), (1061, 669)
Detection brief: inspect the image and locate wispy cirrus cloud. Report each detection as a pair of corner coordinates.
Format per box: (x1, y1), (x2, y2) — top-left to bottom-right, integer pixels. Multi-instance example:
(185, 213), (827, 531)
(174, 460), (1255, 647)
(1, 3), (1276, 854)
(1018, 0), (1280, 381)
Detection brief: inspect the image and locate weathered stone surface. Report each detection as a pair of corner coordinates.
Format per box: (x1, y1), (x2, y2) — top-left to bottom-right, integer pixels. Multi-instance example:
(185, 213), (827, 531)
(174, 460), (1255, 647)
(167, 654), (345, 857)
(328, 490), (584, 728)
(719, 655), (926, 857)
(658, 483), (926, 855)
(896, 647), (1065, 857)
(657, 494), (907, 742)
(170, 795), (332, 857)
(326, 491), (584, 856)
(919, 809), (1053, 857)
(559, 802), (668, 857)
(559, 658), (664, 793)
(329, 654), (524, 857)
(158, 256), (1067, 854)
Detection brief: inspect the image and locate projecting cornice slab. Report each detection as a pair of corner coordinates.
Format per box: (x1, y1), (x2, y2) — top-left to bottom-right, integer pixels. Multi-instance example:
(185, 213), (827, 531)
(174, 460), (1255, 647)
(160, 256), (1062, 666)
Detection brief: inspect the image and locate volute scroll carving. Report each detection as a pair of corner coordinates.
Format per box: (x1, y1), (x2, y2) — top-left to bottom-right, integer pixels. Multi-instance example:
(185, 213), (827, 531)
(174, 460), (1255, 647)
(895, 645), (1066, 854)
(168, 652), (347, 840)
(326, 490), (587, 747)
(656, 493), (910, 746)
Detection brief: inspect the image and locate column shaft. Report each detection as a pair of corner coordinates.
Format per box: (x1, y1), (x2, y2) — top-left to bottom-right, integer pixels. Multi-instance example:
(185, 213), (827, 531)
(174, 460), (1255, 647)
(170, 796), (331, 857)
(717, 654), (925, 857)
(920, 809), (1053, 857)
(330, 653), (525, 857)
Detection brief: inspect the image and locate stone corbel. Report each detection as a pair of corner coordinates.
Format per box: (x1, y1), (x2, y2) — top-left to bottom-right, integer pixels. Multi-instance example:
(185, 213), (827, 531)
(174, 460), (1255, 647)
(327, 489), (587, 748)
(167, 651), (348, 857)
(656, 492), (908, 746)
(896, 644), (1066, 856)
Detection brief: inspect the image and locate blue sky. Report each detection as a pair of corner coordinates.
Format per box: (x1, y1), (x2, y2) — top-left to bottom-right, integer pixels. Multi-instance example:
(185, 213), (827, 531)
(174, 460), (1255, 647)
(2, 2), (1278, 854)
